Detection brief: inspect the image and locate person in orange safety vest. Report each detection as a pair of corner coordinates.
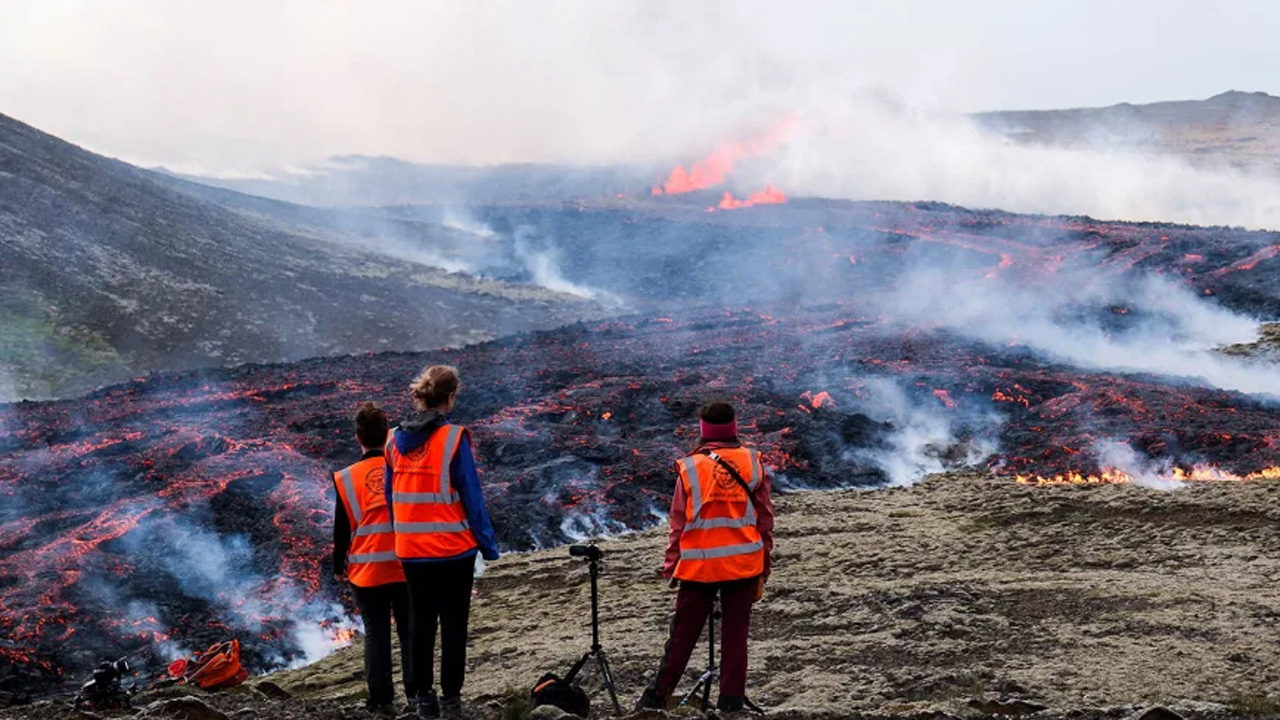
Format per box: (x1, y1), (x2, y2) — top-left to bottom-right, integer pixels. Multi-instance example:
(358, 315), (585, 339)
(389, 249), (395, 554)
(385, 365), (500, 720)
(637, 401), (775, 713)
(333, 401), (415, 713)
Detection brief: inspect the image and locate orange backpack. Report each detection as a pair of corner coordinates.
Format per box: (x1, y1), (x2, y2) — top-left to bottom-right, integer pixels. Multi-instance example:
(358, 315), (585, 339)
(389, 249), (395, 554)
(167, 639), (249, 691)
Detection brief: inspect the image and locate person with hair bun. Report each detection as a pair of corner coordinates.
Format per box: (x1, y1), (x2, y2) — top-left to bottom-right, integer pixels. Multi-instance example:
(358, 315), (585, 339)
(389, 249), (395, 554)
(383, 365), (499, 719)
(638, 400), (775, 713)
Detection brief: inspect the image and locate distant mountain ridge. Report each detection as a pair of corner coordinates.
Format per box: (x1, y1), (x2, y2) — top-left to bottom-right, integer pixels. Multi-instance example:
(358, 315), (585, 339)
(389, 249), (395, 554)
(0, 112), (595, 401)
(165, 155), (660, 208)
(975, 90), (1280, 171)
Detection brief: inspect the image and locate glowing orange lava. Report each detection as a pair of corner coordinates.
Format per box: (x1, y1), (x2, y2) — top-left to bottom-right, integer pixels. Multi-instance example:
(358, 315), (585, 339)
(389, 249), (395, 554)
(718, 185), (788, 210)
(1014, 465), (1280, 485)
(651, 117), (797, 195)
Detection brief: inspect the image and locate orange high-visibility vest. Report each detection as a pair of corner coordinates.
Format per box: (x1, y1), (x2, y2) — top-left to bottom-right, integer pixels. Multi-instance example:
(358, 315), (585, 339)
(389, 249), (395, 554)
(334, 454), (405, 587)
(386, 424), (478, 559)
(674, 447), (765, 583)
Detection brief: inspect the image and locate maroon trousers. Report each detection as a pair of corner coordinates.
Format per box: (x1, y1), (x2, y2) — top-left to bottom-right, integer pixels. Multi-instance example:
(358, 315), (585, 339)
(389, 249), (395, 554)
(653, 576), (757, 699)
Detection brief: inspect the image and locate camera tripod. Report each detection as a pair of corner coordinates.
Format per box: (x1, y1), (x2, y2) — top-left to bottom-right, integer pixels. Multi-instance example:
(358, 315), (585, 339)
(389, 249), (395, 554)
(679, 594), (764, 715)
(565, 545), (623, 716)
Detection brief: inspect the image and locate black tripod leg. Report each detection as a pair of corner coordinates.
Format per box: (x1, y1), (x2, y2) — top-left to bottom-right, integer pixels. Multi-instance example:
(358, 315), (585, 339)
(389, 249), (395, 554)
(594, 651), (623, 716)
(564, 651), (591, 684)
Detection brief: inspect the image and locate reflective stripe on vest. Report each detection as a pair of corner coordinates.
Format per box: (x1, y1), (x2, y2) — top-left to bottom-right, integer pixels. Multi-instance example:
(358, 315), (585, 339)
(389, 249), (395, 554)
(348, 550), (399, 564)
(681, 539), (765, 560)
(392, 491), (461, 504)
(395, 520), (471, 533)
(338, 468), (363, 525)
(354, 522), (393, 537)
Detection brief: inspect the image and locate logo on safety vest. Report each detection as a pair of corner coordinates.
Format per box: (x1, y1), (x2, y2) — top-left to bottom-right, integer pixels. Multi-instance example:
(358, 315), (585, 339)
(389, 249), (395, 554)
(709, 461), (747, 501)
(405, 444), (428, 461)
(363, 467), (383, 497)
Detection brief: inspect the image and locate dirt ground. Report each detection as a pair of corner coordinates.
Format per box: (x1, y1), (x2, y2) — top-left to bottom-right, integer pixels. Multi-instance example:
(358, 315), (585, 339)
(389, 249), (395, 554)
(12, 471), (1280, 719)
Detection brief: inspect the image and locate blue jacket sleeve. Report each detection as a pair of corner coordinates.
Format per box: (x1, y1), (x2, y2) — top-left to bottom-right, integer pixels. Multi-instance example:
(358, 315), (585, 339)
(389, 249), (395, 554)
(453, 435), (500, 561)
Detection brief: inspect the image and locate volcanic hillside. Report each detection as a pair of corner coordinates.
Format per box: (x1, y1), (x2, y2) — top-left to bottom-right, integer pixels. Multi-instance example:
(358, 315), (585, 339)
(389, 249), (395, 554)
(9, 195), (1280, 697)
(0, 113), (597, 401)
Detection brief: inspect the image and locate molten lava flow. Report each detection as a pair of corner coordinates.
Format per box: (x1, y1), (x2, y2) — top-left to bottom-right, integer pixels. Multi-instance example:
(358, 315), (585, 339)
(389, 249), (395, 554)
(651, 117), (797, 195)
(1015, 464), (1280, 485)
(798, 391), (835, 411)
(718, 185), (788, 210)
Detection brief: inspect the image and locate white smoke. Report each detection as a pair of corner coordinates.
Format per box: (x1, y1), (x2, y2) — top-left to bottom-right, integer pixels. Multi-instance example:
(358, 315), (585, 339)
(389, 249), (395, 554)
(773, 94), (1280, 231)
(441, 208), (498, 240)
(876, 263), (1280, 397)
(285, 602), (363, 669)
(849, 378), (1000, 486)
(1091, 438), (1184, 490)
(510, 225), (615, 301)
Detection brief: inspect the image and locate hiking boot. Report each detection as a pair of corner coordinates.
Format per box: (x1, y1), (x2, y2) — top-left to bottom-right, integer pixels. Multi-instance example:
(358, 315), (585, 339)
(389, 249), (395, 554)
(364, 700), (396, 717)
(635, 687), (669, 711)
(440, 695), (466, 720)
(716, 695), (745, 713)
(416, 690), (440, 719)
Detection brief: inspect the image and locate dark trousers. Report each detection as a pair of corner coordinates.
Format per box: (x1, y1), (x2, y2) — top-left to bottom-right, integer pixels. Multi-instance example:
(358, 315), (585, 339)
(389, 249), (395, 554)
(654, 576), (757, 700)
(352, 581), (415, 705)
(403, 556), (476, 700)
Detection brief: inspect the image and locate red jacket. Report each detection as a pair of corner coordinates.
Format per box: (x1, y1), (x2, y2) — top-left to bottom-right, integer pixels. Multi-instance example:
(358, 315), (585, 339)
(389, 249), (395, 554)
(664, 440), (775, 581)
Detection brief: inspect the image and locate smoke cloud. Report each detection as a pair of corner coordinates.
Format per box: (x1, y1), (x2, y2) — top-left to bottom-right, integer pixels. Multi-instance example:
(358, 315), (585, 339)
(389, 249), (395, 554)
(1091, 438), (1185, 490)
(851, 378), (1001, 486)
(5, 2), (1280, 230)
(874, 259), (1280, 398)
(772, 96), (1280, 230)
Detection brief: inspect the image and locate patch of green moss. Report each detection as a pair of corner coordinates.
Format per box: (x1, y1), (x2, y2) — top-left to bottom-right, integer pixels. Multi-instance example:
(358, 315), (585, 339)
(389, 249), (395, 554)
(0, 292), (125, 398)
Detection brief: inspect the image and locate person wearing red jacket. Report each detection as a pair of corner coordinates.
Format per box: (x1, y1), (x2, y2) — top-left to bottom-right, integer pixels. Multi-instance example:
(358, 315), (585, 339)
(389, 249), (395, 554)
(638, 401), (775, 713)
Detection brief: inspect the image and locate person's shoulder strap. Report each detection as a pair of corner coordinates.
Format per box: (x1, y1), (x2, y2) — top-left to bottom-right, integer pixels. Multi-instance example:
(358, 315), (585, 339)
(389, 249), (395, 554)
(700, 449), (757, 498)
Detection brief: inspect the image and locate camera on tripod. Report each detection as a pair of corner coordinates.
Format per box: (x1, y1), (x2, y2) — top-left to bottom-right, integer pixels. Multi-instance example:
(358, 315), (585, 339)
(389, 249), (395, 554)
(569, 544), (602, 561)
(530, 542), (621, 716)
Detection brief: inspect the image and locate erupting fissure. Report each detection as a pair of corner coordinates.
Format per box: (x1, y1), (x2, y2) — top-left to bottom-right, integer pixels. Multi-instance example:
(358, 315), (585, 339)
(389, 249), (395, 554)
(651, 118), (795, 209)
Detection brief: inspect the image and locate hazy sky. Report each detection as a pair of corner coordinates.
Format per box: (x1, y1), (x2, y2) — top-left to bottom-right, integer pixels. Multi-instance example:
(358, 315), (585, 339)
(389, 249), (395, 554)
(1, 0), (1277, 174)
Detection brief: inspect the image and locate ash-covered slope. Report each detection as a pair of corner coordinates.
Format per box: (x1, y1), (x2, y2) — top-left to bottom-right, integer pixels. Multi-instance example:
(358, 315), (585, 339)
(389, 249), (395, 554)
(0, 113), (595, 401)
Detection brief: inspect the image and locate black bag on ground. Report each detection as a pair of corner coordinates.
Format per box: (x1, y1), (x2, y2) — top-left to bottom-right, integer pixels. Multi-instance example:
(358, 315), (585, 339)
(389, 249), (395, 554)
(532, 672), (590, 717)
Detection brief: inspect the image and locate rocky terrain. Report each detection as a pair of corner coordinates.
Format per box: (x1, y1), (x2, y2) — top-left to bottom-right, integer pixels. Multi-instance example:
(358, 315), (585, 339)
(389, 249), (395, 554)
(975, 91), (1280, 172)
(0, 113), (597, 401)
(9, 472), (1280, 719)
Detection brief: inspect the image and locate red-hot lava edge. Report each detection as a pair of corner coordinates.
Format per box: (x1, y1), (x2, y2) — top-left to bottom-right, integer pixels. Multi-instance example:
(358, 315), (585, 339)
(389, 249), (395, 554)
(8, 198), (1280, 694)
